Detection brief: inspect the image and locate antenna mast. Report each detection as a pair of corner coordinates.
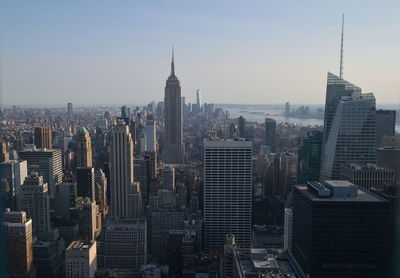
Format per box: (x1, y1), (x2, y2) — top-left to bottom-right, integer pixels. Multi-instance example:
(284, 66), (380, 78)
(339, 14), (344, 78)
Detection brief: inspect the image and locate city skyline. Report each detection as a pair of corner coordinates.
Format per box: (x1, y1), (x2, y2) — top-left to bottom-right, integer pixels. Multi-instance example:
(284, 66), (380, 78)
(0, 1), (399, 106)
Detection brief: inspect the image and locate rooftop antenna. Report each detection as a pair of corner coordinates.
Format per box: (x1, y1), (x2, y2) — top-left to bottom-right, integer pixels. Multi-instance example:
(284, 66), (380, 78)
(339, 13), (344, 78)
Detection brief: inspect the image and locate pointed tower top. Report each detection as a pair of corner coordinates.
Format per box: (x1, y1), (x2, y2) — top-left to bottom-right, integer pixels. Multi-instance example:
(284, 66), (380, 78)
(170, 45), (175, 77)
(339, 13), (344, 78)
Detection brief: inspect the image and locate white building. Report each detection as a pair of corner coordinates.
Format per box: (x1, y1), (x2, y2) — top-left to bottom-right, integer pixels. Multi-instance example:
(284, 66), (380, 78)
(203, 139), (252, 251)
(65, 240), (97, 278)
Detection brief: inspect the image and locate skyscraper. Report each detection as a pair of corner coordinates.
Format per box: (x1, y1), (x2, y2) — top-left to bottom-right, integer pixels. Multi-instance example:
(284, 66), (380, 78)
(20, 173), (51, 238)
(110, 120), (134, 218)
(65, 241), (97, 278)
(0, 141), (10, 162)
(67, 102), (73, 120)
(238, 116), (246, 138)
(79, 198), (97, 241)
(375, 109), (396, 147)
(145, 116), (156, 152)
(320, 73), (376, 180)
(19, 148), (62, 198)
(74, 127), (93, 168)
(264, 118), (276, 152)
(76, 167), (95, 200)
(298, 131), (322, 183)
(196, 89), (202, 113)
(292, 181), (391, 278)
(163, 50), (184, 164)
(34, 127), (52, 149)
(203, 139), (252, 251)
(3, 209), (35, 278)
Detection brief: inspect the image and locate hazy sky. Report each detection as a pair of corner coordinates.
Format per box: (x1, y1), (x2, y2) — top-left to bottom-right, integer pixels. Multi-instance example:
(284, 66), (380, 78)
(1, 0), (399, 106)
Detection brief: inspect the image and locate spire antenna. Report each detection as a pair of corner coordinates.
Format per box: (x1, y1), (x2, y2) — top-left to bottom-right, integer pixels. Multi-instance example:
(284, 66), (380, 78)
(170, 44), (175, 76)
(339, 13), (344, 78)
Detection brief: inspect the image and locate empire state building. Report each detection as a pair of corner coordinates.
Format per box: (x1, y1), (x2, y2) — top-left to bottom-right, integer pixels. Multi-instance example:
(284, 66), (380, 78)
(163, 50), (184, 164)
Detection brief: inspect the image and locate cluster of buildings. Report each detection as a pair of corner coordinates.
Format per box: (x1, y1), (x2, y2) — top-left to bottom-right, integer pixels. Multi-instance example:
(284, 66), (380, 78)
(0, 48), (398, 278)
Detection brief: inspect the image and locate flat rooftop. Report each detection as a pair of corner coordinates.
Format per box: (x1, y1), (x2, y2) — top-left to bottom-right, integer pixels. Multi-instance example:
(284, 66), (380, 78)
(296, 184), (388, 203)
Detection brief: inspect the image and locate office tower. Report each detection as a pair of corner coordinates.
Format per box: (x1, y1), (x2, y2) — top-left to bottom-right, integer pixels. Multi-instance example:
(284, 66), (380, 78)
(162, 166), (175, 192)
(145, 116), (156, 152)
(97, 218), (147, 278)
(163, 50), (184, 164)
(285, 102), (290, 118)
(264, 118), (276, 152)
(298, 131), (322, 183)
(151, 208), (185, 260)
(127, 182), (143, 218)
(0, 141), (10, 162)
(67, 102), (73, 120)
(20, 173), (50, 238)
(135, 120), (146, 155)
(3, 209), (35, 278)
(166, 230), (197, 276)
(375, 110), (396, 147)
(292, 181), (391, 278)
(143, 151), (157, 179)
(95, 169), (108, 213)
(203, 139), (252, 251)
(134, 158), (150, 199)
(284, 208), (293, 251)
(76, 167), (95, 200)
(34, 127), (52, 149)
(341, 163), (395, 189)
(32, 229), (65, 278)
(110, 120), (135, 218)
(65, 241), (97, 278)
(238, 116), (246, 138)
(75, 127), (93, 168)
(229, 123), (236, 138)
(19, 148), (62, 198)
(121, 105), (128, 119)
(55, 182), (73, 220)
(0, 159), (28, 209)
(320, 73), (376, 180)
(79, 198), (97, 241)
(278, 152), (298, 200)
(377, 147), (400, 184)
(196, 89), (202, 113)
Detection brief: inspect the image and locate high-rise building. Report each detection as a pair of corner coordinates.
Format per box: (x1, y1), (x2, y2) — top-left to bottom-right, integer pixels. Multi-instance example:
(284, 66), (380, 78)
(65, 241), (97, 278)
(163, 50), (184, 164)
(238, 116), (246, 138)
(34, 127), (52, 149)
(67, 102), (73, 120)
(203, 139), (252, 251)
(76, 167), (95, 200)
(162, 166), (175, 192)
(3, 209), (35, 278)
(54, 182), (73, 220)
(377, 147), (400, 184)
(264, 118), (276, 152)
(0, 141), (10, 162)
(283, 208), (293, 251)
(341, 163), (395, 189)
(375, 109), (396, 147)
(110, 120), (135, 218)
(75, 127), (93, 168)
(20, 173), (50, 238)
(97, 217), (147, 278)
(32, 229), (65, 278)
(298, 131), (322, 183)
(19, 148), (62, 198)
(285, 102), (290, 118)
(145, 117), (156, 152)
(196, 89), (202, 113)
(292, 181), (391, 278)
(0, 159), (28, 210)
(320, 73), (376, 180)
(79, 198), (97, 241)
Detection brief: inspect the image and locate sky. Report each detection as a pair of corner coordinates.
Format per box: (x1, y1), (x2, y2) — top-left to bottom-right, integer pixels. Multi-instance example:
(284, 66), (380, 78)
(0, 0), (399, 106)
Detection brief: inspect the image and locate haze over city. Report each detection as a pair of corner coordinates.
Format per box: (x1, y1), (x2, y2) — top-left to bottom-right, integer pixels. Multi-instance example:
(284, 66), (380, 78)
(1, 0), (400, 106)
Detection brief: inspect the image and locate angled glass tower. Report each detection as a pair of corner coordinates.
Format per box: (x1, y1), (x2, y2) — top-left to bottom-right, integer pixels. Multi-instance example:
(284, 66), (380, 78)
(320, 73), (376, 180)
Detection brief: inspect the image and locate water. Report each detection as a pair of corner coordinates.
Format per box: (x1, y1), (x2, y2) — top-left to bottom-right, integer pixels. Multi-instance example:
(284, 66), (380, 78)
(216, 104), (400, 132)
